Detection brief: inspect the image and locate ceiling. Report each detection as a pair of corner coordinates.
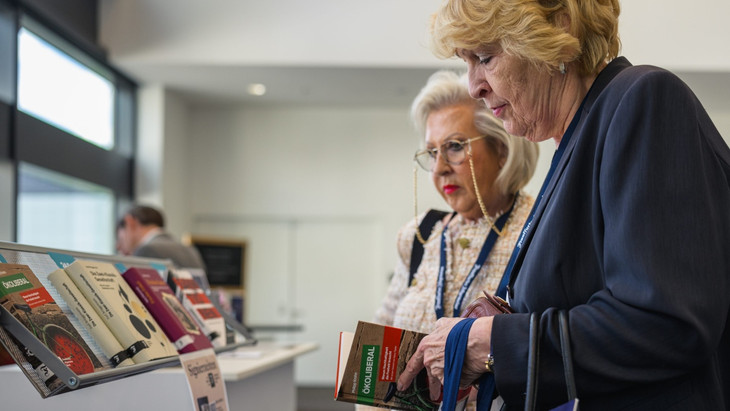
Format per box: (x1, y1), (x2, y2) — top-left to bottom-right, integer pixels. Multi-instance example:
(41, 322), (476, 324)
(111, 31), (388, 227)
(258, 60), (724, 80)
(118, 61), (730, 114)
(98, 0), (730, 111)
(118, 64), (460, 108)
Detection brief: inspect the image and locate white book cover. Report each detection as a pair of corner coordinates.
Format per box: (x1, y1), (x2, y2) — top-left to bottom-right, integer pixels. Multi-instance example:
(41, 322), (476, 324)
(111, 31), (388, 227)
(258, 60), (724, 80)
(48, 268), (135, 367)
(64, 260), (178, 362)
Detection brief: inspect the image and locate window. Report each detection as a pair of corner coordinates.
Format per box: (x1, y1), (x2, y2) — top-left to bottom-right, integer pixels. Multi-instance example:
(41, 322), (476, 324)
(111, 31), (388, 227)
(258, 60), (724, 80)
(17, 25), (115, 150)
(2, 7), (136, 249)
(17, 163), (115, 254)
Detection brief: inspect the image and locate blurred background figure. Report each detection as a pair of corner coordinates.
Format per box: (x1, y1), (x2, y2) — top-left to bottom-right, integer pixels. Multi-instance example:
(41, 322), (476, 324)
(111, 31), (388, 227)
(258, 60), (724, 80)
(116, 204), (205, 269)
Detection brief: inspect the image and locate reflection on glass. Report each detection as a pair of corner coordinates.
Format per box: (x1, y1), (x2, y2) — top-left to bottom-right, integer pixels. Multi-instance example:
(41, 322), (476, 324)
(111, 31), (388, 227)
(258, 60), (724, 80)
(17, 28), (114, 150)
(17, 163), (114, 254)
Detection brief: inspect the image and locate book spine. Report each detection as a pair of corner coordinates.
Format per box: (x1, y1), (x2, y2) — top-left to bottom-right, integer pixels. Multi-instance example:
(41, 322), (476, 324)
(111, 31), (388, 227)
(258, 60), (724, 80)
(48, 269), (134, 367)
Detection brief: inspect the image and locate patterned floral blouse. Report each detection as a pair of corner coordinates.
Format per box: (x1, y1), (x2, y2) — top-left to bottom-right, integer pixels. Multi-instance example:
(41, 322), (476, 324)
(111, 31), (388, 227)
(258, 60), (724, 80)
(374, 193), (535, 333)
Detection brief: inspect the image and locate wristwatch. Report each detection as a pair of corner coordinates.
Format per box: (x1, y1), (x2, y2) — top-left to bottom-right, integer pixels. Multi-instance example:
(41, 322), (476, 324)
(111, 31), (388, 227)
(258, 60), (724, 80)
(485, 353), (495, 373)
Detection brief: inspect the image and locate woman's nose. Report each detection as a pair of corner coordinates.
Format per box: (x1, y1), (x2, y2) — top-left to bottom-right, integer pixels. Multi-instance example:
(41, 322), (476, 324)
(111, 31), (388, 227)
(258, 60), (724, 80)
(432, 150), (451, 174)
(468, 69), (488, 99)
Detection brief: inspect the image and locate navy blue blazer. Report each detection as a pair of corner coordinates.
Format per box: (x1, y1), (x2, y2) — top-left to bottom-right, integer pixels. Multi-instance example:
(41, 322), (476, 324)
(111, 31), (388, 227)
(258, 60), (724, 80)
(491, 58), (730, 410)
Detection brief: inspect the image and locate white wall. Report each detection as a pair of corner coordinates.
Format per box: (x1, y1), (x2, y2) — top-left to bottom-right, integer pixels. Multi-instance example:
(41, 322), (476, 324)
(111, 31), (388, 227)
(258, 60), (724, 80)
(619, 0), (730, 71)
(185, 104), (447, 293)
(160, 89), (193, 237)
(135, 86), (194, 238)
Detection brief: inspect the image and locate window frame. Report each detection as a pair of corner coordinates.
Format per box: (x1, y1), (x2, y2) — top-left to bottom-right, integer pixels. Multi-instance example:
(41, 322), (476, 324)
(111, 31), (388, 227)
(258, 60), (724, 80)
(0, 0), (137, 244)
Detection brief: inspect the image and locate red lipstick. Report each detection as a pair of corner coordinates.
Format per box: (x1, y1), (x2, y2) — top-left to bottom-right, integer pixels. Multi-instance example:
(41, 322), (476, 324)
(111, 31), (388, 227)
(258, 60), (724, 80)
(443, 185), (459, 194)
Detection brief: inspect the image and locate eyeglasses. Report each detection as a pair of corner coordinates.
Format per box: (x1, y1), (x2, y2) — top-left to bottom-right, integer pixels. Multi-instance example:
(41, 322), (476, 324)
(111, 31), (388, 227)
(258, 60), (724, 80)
(413, 134), (488, 172)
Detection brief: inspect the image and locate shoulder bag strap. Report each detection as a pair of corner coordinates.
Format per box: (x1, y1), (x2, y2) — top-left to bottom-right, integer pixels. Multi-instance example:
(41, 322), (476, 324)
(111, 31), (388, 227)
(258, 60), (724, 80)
(408, 209), (449, 286)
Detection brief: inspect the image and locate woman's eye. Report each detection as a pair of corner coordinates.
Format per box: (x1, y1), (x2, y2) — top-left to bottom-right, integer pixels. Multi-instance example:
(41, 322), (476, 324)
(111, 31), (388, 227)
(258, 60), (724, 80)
(445, 141), (464, 152)
(478, 56), (492, 65)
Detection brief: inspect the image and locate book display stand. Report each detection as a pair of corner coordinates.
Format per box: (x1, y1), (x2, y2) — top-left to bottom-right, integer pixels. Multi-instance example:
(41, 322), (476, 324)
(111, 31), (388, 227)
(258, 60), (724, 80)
(0, 240), (257, 398)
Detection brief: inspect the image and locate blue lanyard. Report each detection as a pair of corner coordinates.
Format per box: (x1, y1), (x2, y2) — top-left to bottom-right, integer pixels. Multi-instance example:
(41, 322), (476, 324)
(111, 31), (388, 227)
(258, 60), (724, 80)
(435, 196), (516, 318)
(442, 318), (496, 411)
(498, 99), (587, 299)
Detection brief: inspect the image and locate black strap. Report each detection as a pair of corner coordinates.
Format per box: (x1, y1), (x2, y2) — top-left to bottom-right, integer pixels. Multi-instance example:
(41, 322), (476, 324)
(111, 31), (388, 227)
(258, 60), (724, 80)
(409, 209), (449, 286)
(558, 311), (577, 400)
(525, 313), (541, 411)
(524, 310), (578, 411)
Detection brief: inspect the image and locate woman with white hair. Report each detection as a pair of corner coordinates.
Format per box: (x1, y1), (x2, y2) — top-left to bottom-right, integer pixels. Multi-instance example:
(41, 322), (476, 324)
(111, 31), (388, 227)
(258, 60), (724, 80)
(374, 69), (538, 336)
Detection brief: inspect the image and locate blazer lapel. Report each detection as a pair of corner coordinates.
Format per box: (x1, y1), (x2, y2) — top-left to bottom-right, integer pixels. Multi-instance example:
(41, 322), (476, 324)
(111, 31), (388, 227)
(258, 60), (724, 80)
(507, 57), (632, 295)
(508, 135), (579, 286)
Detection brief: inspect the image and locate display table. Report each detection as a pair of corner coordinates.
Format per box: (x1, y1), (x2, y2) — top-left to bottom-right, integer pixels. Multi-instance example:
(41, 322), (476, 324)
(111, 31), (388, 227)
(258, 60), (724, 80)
(0, 341), (318, 411)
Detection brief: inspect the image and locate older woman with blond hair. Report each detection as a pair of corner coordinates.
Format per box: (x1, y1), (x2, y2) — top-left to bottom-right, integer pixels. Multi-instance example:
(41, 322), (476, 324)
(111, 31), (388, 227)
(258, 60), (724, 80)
(399, 1), (730, 410)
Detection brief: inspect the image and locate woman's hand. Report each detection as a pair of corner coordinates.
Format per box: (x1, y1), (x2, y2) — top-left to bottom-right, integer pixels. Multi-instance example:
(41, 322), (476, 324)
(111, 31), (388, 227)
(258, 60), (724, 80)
(397, 316), (493, 400)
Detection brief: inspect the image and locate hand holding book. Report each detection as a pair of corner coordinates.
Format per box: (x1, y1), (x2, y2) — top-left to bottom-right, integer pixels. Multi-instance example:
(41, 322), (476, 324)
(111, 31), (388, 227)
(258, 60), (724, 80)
(335, 292), (511, 410)
(397, 292), (512, 409)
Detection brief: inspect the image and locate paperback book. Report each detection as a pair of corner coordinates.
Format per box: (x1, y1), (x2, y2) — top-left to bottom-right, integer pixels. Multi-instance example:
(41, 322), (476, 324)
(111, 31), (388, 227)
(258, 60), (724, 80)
(48, 268), (135, 367)
(167, 269), (226, 348)
(335, 321), (470, 410)
(0, 263), (104, 397)
(336, 321), (438, 410)
(63, 260), (178, 363)
(122, 266), (213, 353)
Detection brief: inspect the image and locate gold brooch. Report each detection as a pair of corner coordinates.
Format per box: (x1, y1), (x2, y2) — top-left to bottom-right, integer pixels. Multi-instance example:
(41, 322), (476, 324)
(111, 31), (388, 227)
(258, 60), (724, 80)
(457, 238), (471, 249)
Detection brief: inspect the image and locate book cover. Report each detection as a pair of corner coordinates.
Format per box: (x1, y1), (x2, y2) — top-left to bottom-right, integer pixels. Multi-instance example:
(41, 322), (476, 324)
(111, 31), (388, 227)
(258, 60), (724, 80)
(167, 269), (226, 348)
(335, 321), (470, 410)
(122, 266), (213, 354)
(0, 263), (104, 397)
(63, 260), (178, 363)
(48, 268), (135, 367)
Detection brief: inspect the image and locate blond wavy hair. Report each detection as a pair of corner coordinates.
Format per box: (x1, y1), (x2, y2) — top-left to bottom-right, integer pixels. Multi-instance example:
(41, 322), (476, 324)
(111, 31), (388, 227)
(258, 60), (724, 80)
(430, 0), (621, 76)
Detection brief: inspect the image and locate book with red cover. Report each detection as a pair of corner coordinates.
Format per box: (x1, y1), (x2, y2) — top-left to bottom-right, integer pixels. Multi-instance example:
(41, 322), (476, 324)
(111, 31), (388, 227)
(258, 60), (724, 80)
(0, 263), (105, 397)
(335, 321), (471, 410)
(166, 269), (227, 348)
(122, 266), (212, 353)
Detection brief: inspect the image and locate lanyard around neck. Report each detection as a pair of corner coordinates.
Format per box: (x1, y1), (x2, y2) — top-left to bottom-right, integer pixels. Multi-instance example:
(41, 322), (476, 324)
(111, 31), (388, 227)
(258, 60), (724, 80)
(499, 97), (588, 300)
(435, 196), (516, 318)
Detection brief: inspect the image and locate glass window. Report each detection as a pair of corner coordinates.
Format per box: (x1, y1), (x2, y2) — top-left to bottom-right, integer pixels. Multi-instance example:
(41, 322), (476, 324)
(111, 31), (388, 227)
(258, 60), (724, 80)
(17, 162), (115, 254)
(17, 27), (115, 150)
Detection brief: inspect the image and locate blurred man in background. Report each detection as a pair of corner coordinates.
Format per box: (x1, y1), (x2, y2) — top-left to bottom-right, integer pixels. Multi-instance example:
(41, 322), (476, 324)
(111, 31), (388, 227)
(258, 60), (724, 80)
(116, 204), (205, 269)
